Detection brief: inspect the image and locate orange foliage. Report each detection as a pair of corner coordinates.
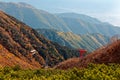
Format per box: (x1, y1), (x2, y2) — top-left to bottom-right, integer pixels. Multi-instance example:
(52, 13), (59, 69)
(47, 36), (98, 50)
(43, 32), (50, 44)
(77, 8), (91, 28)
(55, 40), (120, 69)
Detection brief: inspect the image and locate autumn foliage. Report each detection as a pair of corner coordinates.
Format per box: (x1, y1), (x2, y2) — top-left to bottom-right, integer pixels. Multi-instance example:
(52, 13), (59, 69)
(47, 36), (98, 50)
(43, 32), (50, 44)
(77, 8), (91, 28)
(55, 40), (120, 69)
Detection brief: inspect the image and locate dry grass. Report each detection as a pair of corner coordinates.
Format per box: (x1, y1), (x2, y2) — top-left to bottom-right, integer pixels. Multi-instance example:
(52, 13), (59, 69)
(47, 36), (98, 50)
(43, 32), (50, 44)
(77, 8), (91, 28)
(0, 44), (41, 69)
(55, 40), (120, 69)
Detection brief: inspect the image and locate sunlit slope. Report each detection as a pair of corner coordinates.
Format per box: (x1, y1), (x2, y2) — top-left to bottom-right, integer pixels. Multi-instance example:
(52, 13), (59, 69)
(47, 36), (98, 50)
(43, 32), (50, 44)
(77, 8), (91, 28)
(37, 29), (109, 52)
(55, 40), (120, 69)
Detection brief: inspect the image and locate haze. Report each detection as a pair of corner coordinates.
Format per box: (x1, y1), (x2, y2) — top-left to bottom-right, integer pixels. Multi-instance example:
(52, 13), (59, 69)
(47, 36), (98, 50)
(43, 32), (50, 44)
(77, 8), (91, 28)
(1, 0), (120, 26)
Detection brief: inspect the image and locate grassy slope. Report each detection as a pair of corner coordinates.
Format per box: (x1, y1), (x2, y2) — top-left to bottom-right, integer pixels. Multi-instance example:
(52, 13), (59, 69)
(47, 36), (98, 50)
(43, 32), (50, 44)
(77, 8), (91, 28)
(37, 29), (109, 52)
(55, 40), (120, 69)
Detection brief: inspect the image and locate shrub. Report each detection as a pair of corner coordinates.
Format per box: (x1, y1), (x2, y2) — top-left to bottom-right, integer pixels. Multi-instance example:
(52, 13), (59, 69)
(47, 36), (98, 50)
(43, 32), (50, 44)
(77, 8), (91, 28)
(0, 64), (120, 80)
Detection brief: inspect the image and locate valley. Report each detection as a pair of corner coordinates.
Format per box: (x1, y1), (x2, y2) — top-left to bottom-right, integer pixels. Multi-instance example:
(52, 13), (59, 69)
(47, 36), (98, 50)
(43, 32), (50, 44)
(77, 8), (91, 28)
(0, 1), (120, 80)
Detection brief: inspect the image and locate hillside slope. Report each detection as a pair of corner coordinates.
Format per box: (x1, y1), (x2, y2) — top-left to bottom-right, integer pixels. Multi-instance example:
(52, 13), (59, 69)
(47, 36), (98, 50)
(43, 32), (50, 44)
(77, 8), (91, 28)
(0, 44), (41, 69)
(0, 2), (70, 32)
(55, 40), (120, 69)
(37, 29), (109, 52)
(0, 11), (78, 68)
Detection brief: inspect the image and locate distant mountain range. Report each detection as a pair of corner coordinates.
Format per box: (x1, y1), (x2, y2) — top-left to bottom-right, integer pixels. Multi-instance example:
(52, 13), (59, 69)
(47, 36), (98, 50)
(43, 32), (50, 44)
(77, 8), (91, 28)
(0, 11), (78, 68)
(0, 2), (120, 36)
(0, 2), (71, 32)
(56, 13), (120, 36)
(37, 29), (110, 52)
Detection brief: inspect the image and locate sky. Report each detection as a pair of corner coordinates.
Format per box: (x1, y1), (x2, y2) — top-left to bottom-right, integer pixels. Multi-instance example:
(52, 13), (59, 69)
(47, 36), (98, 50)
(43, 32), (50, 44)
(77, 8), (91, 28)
(0, 0), (120, 26)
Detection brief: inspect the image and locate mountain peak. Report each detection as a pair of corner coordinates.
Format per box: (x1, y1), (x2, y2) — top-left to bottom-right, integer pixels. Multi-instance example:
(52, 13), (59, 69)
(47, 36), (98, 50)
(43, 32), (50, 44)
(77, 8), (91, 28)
(0, 2), (34, 9)
(16, 2), (34, 8)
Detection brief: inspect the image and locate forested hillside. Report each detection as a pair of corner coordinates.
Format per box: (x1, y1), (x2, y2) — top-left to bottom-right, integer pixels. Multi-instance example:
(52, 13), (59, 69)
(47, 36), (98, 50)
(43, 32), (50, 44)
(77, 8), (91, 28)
(0, 11), (78, 68)
(37, 29), (109, 52)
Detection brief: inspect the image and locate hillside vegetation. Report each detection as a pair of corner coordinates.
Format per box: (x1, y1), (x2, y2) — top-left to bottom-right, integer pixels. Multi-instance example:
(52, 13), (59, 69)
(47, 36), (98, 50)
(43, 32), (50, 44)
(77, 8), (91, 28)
(0, 11), (78, 68)
(0, 64), (120, 80)
(0, 44), (40, 69)
(37, 29), (109, 52)
(55, 40), (120, 69)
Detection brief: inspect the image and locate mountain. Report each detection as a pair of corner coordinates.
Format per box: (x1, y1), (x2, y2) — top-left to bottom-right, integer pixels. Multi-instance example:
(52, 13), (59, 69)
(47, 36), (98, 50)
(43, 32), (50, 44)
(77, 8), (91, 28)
(0, 2), (120, 37)
(55, 39), (120, 69)
(37, 29), (110, 52)
(0, 2), (71, 32)
(56, 13), (120, 36)
(0, 11), (78, 68)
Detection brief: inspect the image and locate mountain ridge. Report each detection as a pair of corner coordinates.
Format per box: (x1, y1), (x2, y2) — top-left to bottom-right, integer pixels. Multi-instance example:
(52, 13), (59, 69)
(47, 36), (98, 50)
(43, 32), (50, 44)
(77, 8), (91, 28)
(0, 2), (71, 32)
(37, 29), (110, 52)
(0, 2), (120, 37)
